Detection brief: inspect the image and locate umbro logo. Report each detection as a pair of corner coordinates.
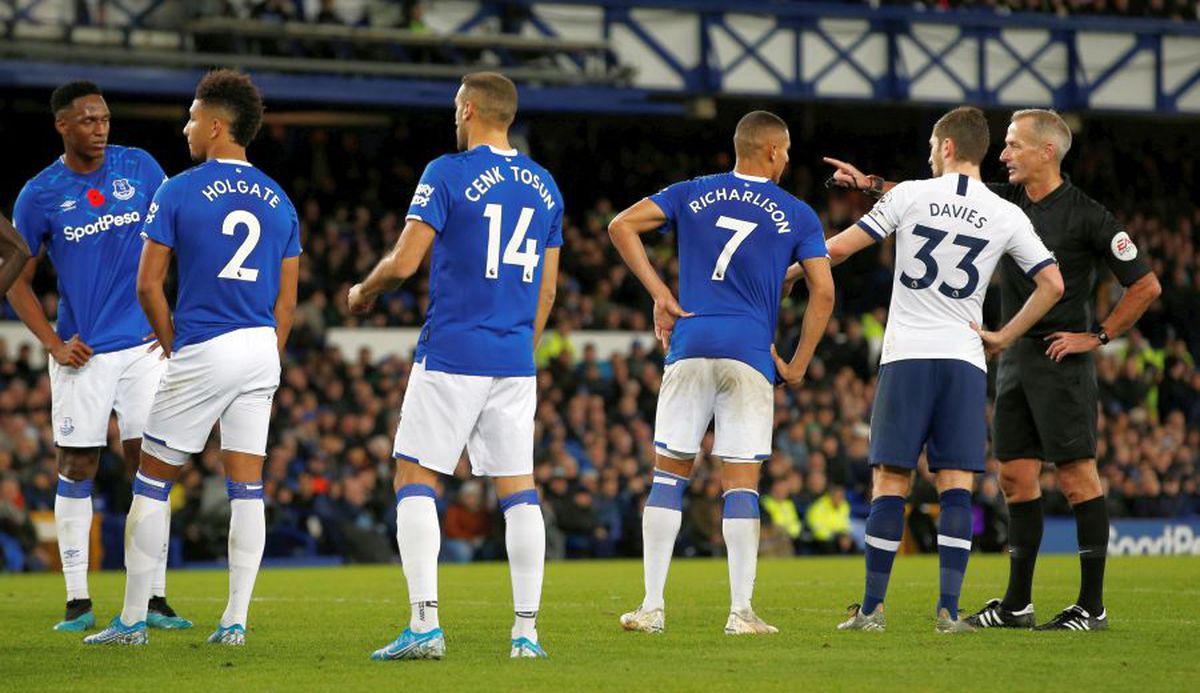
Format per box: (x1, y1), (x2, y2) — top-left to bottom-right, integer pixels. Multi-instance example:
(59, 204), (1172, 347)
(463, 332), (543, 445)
(59, 199), (77, 212)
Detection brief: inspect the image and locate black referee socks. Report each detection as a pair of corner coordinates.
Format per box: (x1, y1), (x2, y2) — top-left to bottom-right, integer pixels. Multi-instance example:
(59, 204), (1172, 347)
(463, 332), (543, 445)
(1002, 498), (1044, 612)
(1073, 497), (1109, 615)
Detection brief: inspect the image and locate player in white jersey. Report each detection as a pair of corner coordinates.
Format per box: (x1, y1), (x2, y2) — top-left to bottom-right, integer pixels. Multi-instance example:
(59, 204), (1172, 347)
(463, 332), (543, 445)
(811, 107), (1064, 633)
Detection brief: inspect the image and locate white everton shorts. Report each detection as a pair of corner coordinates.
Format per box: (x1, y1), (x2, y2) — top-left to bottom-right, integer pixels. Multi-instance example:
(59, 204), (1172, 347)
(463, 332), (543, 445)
(393, 359), (535, 477)
(653, 358), (773, 462)
(50, 341), (166, 447)
(142, 327), (280, 466)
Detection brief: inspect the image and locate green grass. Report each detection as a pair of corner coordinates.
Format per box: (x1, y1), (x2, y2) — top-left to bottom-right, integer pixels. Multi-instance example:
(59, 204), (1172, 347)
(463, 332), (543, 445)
(2, 556), (1197, 691)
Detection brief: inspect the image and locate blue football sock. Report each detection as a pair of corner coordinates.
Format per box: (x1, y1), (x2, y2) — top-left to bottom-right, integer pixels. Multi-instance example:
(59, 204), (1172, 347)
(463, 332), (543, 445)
(937, 488), (973, 617)
(862, 495), (905, 615)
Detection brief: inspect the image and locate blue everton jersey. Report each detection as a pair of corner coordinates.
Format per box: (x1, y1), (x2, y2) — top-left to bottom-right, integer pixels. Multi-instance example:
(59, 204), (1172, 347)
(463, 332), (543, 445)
(142, 159), (301, 350)
(12, 145), (166, 354)
(650, 172), (828, 382)
(405, 145), (564, 377)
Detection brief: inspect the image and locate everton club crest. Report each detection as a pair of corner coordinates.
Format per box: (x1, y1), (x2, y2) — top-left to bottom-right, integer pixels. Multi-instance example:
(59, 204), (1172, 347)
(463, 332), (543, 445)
(112, 178), (136, 201)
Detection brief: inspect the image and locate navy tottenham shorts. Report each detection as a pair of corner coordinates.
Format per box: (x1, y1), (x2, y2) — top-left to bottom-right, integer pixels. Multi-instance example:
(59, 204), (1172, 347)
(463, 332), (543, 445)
(868, 358), (987, 472)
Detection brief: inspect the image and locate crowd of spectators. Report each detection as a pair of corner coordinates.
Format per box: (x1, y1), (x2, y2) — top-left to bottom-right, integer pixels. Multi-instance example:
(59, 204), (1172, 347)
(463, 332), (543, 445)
(1, 107), (1198, 571)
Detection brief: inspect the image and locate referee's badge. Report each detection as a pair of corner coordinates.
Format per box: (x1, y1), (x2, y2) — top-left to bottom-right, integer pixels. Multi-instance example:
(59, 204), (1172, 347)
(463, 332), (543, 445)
(112, 178), (136, 201)
(1110, 231), (1137, 261)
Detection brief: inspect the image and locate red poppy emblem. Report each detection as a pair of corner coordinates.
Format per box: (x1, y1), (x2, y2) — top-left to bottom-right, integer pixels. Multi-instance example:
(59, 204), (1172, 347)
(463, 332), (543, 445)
(87, 188), (105, 207)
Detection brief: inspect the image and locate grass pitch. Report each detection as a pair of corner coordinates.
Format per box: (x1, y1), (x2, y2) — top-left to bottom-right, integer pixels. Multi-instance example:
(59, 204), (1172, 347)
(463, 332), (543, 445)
(1, 555), (1197, 691)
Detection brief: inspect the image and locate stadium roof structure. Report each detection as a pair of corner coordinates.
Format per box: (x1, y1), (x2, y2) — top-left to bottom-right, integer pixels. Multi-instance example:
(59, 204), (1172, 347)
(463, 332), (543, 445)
(1, 0), (1198, 115)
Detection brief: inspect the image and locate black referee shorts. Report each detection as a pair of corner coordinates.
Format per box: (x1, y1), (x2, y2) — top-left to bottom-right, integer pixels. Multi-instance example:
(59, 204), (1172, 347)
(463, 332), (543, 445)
(992, 338), (1098, 464)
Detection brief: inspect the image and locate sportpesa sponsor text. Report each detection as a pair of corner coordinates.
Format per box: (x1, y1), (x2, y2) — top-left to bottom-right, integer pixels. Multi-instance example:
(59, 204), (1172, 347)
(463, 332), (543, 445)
(62, 211), (141, 242)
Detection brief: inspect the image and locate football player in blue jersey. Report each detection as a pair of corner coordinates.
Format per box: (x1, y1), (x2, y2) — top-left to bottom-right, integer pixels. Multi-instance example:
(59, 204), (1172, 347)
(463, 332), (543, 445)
(0, 214), (32, 293)
(6, 81), (191, 632)
(608, 111), (835, 635)
(85, 70), (300, 647)
(349, 72), (561, 660)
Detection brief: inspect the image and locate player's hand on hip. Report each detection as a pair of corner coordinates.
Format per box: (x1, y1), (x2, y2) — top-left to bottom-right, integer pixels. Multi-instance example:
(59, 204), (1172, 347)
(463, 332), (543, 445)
(822, 156), (870, 190)
(144, 332), (170, 360)
(347, 284), (374, 315)
(771, 344), (806, 387)
(970, 321), (1011, 358)
(51, 334), (93, 368)
(1044, 331), (1099, 362)
(652, 296), (692, 351)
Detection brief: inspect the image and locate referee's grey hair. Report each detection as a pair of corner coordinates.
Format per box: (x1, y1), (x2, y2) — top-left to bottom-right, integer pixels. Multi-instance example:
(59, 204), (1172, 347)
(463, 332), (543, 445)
(1011, 109), (1072, 164)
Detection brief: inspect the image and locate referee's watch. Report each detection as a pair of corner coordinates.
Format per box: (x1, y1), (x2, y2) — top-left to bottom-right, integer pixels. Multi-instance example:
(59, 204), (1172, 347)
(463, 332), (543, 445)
(1091, 323), (1110, 346)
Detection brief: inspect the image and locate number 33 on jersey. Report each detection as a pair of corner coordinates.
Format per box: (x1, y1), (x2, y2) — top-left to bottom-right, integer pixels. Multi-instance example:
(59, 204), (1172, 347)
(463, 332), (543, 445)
(857, 173), (1054, 370)
(405, 144), (564, 377)
(141, 158), (302, 351)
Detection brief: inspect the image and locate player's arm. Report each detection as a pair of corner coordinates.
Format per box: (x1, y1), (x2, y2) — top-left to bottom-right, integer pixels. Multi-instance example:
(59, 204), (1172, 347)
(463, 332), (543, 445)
(974, 264), (1065, 358)
(534, 247), (560, 349)
(783, 204), (887, 295)
(6, 255), (92, 367)
(0, 214), (31, 295)
(348, 219), (436, 314)
(607, 197), (692, 350)
(275, 256), (300, 356)
(772, 256), (834, 386)
(823, 157), (897, 197)
(136, 238), (175, 357)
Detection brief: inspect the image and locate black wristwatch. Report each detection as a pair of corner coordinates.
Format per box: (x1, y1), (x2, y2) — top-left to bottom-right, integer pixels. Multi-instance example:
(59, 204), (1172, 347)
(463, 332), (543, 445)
(1091, 323), (1110, 345)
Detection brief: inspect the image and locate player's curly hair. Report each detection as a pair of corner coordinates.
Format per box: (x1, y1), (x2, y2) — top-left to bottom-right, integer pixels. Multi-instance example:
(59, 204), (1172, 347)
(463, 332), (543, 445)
(51, 81), (102, 115)
(195, 69), (264, 147)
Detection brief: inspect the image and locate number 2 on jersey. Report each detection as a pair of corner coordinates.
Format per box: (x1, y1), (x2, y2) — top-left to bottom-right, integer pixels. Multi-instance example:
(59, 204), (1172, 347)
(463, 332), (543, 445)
(483, 203), (539, 283)
(899, 224), (988, 299)
(711, 215), (757, 281)
(218, 210), (260, 282)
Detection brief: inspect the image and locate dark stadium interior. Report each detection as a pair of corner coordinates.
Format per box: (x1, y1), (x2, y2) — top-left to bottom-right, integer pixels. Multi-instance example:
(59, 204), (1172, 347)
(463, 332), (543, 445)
(1, 91), (1196, 568)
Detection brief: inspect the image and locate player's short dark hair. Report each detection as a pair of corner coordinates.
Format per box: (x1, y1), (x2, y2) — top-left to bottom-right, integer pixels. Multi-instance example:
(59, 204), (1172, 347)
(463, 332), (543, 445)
(932, 106), (989, 165)
(195, 69), (264, 147)
(733, 111), (788, 159)
(51, 81), (103, 115)
(461, 71), (518, 127)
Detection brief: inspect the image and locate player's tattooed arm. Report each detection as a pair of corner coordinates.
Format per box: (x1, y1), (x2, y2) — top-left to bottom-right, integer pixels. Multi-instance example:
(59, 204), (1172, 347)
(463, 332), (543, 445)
(607, 198), (693, 350)
(137, 239), (176, 357)
(822, 157), (895, 198)
(348, 219), (436, 314)
(772, 256), (834, 386)
(534, 247), (560, 349)
(275, 256), (300, 356)
(5, 247), (93, 367)
(973, 263), (1065, 358)
(0, 214), (31, 296)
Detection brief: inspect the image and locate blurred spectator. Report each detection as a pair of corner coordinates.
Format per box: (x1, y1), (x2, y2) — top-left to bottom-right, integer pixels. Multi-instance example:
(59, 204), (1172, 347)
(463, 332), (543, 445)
(805, 485), (855, 554)
(443, 480), (490, 563)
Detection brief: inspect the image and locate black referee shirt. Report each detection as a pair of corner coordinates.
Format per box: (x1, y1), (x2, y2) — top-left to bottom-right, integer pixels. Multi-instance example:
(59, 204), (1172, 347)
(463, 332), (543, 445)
(988, 178), (1151, 338)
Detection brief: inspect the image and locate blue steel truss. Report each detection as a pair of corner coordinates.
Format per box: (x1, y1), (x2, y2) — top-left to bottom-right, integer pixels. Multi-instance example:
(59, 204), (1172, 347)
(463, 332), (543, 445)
(3, 0), (1199, 114)
(506, 0), (1200, 114)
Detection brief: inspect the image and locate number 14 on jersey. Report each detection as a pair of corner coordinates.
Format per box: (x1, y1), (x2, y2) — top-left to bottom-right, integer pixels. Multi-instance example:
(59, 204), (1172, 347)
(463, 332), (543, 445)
(483, 203), (539, 282)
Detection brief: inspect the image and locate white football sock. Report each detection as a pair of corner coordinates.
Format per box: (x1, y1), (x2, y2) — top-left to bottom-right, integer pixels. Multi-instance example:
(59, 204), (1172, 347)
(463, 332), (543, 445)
(221, 498), (265, 628)
(55, 476), (93, 602)
(503, 495), (545, 641)
(396, 486), (441, 633)
(151, 503), (169, 598)
(120, 491), (169, 625)
(641, 506), (682, 612)
(722, 489), (761, 613)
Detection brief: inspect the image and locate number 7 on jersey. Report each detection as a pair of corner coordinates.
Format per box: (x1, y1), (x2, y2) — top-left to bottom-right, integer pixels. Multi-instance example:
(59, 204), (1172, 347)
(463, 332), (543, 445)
(712, 215), (757, 281)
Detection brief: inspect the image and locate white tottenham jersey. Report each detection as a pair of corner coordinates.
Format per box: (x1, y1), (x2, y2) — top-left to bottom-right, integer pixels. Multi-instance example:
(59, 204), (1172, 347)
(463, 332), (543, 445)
(856, 172), (1055, 372)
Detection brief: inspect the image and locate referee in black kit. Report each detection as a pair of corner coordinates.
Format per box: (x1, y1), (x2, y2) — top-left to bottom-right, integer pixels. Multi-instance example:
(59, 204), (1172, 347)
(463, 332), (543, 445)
(825, 108), (1161, 631)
